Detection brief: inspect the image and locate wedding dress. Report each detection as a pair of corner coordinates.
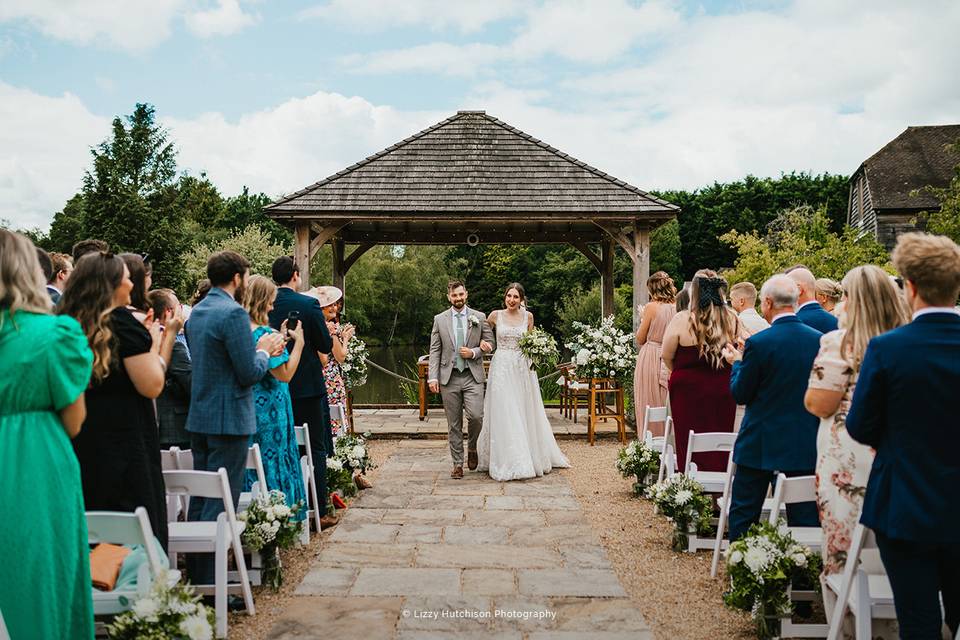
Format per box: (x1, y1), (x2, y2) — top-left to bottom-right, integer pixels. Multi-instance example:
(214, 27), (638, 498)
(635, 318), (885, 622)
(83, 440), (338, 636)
(477, 309), (570, 481)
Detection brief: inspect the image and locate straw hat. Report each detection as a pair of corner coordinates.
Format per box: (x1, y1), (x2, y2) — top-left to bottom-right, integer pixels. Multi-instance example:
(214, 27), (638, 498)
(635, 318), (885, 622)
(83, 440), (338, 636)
(304, 285), (343, 308)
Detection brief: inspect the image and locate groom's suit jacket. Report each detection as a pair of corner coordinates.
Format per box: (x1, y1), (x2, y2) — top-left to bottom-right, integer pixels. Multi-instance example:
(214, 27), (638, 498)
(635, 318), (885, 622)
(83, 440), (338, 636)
(428, 307), (495, 386)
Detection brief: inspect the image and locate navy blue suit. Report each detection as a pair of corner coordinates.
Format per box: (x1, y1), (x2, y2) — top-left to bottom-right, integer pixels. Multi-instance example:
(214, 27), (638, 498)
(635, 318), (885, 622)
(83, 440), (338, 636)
(847, 311), (960, 637)
(727, 315), (822, 541)
(796, 301), (838, 334)
(268, 287), (333, 514)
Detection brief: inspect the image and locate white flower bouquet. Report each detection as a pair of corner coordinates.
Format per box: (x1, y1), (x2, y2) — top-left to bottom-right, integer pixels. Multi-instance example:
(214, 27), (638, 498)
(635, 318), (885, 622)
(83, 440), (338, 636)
(518, 326), (560, 371)
(723, 521), (823, 639)
(645, 474), (713, 551)
(616, 439), (661, 495)
(106, 570), (215, 640)
(326, 456), (357, 499)
(564, 316), (637, 381)
(238, 490), (303, 590)
(334, 432), (376, 474)
(342, 336), (369, 388)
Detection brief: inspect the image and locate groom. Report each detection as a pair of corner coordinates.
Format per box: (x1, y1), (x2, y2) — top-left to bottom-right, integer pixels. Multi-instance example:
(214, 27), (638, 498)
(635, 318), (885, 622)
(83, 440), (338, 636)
(428, 280), (495, 478)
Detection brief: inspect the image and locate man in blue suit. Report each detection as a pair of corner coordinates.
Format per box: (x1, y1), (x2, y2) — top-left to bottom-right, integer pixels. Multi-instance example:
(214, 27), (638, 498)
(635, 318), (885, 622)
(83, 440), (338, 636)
(846, 232), (960, 638)
(185, 251), (286, 585)
(268, 256), (335, 528)
(787, 266), (839, 334)
(724, 274), (823, 542)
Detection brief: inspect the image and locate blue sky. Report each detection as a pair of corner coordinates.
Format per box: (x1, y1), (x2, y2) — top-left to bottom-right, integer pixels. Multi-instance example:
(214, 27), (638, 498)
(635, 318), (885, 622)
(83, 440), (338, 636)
(1, 0), (957, 229)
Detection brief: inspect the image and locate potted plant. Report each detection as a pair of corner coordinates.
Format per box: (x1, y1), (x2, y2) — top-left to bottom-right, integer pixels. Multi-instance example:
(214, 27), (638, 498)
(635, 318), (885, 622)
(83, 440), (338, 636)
(645, 474), (713, 551)
(616, 439), (661, 495)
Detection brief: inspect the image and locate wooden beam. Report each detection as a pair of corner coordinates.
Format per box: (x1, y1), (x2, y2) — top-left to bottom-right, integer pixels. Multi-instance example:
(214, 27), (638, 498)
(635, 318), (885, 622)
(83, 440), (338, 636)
(294, 222), (311, 292)
(570, 242), (603, 271)
(343, 243), (375, 272)
(331, 238), (346, 293)
(600, 238), (615, 320)
(593, 221), (637, 262)
(633, 224), (651, 331)
(309, 223), (347, 258)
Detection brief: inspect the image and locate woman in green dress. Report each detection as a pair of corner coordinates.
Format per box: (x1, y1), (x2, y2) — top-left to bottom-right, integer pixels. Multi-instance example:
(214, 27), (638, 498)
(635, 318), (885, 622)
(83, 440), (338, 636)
(0, 230), (94, 639)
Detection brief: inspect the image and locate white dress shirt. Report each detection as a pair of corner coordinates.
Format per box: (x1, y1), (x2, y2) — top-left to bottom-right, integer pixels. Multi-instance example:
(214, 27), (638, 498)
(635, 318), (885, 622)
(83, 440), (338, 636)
(738, 307), (770, 335)
(913, 306), (960, 320)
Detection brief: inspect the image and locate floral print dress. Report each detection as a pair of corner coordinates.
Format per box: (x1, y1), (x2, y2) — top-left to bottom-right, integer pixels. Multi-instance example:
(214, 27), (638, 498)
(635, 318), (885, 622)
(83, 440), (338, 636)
(324, 321), (348, 438)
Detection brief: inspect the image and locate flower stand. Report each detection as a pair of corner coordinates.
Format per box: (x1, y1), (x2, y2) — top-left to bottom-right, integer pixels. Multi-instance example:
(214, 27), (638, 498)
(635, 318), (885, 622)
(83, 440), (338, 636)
(586, 378), (627, 445)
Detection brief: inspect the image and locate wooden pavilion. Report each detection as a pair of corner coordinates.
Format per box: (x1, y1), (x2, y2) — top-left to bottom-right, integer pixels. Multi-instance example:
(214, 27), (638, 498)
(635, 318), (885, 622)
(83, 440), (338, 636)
(264, 110), (679, 327)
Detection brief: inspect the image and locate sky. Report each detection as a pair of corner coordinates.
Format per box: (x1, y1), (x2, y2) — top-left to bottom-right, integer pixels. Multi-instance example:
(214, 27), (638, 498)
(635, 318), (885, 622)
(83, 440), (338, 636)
(1, 0), (958, 230)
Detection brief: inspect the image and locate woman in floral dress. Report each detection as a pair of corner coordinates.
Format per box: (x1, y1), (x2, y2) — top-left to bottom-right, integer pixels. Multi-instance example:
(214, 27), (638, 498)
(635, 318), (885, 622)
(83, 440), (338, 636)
(804, 265), (908, 637)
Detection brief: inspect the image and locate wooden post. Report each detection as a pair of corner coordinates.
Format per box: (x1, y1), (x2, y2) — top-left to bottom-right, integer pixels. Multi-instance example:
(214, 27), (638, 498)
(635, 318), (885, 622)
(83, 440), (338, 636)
(600, 238), (615, 320)
(632, 224), (651, 331)
(331, 238), (345, 293)
(294, 222), (311, 291)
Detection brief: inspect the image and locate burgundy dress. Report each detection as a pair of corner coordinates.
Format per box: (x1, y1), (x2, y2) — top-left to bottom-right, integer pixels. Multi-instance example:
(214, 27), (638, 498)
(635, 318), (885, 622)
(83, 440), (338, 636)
(668, 345), (736, 473)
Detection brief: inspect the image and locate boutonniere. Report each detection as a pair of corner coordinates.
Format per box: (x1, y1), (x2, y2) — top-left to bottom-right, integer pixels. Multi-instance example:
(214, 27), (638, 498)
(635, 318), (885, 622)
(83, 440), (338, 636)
(468, 315), (481, 328)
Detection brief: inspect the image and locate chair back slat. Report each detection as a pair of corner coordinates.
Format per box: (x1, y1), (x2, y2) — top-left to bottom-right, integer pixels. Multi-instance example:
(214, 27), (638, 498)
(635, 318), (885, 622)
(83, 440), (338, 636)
(160, 447), (181, 471)
(768, 473), (817, 524)
(176, 448), (194, 470)
(163, 469), (228, 501)
(684, 431), (736, 473)
(86, 507), (163, 576)
(246, 444), (268, 495)
(640, 405), (669, 441)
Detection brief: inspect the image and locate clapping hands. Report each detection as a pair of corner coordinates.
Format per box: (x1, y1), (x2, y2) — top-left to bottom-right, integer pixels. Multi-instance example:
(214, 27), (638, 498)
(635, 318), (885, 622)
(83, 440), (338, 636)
(281, 319), (304, 345)
(721, 339), (745, 365)
(257, 329), (287, 357)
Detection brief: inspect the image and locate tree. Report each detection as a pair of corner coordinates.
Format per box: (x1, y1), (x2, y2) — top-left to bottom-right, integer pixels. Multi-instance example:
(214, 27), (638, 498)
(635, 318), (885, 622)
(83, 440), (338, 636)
(47, 194), (86, 253)
(221, 187), (290, 245)
(918, 141), (960, 244)
(180, 224), (292, 299)
(721, 205), (891, 287)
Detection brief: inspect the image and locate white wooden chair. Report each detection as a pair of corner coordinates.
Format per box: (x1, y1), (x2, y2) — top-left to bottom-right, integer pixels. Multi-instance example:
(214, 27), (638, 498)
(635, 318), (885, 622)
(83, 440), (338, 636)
(237, 443), (267, 513)
(825, 524), (898, 640)
(295, 423), (323, 542)
(639, 405), (669, 452)
(655, 416), (677, 484)
(684, 431), (736, 494)
(87, 507), (179, 615)
(163, 468), (255, 638)
(330, 403), (352, 435)
(160, 447), (181, 471)
(161, 447), (186, 520)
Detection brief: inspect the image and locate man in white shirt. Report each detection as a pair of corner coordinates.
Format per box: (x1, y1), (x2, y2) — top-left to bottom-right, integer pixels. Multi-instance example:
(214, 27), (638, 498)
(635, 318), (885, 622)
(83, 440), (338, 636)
(730, 281), (769, 335)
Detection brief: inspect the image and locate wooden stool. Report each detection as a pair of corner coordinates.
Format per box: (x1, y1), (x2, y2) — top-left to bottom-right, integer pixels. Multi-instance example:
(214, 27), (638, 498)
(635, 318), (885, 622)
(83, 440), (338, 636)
(587, 378), (626, 445)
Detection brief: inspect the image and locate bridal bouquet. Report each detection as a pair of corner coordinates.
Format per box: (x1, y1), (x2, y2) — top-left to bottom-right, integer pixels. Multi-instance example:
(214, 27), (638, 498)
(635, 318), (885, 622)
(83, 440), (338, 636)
(342, 337), (369, 388)
(616, 439), (661, 495)
(238, 490), (303, 590)
(334, 432), (376, 474)
(645, 474), (713, 551)
(106, 570), (214, 640)
(518, 327), (560, 370)
(564, 316), (636, 381)
(723, 521), (823, 639)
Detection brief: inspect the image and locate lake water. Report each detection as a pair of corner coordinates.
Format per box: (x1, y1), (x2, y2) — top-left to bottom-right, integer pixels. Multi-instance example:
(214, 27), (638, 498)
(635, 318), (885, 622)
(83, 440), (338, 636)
(352, 344), (426, 404)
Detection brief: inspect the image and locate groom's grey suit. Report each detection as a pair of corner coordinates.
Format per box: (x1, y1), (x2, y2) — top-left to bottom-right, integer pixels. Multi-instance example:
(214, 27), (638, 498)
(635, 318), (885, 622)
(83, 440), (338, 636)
(428, 307), (496, 467)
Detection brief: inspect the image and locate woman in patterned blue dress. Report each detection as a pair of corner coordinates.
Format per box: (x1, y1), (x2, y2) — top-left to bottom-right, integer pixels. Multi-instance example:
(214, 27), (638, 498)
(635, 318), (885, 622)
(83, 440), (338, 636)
(242, 275), (306, 519)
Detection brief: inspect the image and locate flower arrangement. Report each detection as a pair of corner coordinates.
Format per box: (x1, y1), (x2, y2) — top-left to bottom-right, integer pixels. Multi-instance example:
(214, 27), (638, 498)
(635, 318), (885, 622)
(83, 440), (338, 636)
(723, 521), (823, 639)
(106, 570), (215, 640)
(564, 316), (637, 381)
(326, 457), (358, 499)
(342, 336), (369, 388)
(645, 474), (714, 551)
(238, 490), (303, 590)
(334, 432), (376, 475)
(518, 326), (561, 371)
(616, 439), (661, 495)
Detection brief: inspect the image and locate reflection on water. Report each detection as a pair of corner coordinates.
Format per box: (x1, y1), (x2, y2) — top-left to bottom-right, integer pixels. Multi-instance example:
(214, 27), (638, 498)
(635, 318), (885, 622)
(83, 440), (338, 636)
(351, 344), (426, 405)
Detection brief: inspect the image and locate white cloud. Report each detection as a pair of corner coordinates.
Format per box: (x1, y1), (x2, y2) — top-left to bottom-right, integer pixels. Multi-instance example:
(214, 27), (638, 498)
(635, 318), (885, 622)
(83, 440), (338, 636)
(184, 0), (258, 37)
(299, 0), (529, 33)
(342, 42), (504, 76)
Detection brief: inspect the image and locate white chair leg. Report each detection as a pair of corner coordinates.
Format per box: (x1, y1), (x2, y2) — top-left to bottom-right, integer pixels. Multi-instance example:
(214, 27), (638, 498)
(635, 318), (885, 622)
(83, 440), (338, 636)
(854, 570), (871, 640)
(215, 528), (228, 639)
(229, 518), (255, 615)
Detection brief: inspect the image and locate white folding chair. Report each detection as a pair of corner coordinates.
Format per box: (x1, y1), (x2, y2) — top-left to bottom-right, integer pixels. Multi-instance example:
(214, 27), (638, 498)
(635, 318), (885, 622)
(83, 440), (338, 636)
(238, 444), (267, 513)
(655, 416), (677, 484)
(825, 525), (898, 640)
(295, 423), (324, 539)
(160, 447), (181, 471)
(639, 405), (669, 452)
(330, 402), (352, 435)
(684, 431), (736, 494)
(161, 447), (186, 520)
(87, 507), (179, 615)
(163, 468), (255, 638)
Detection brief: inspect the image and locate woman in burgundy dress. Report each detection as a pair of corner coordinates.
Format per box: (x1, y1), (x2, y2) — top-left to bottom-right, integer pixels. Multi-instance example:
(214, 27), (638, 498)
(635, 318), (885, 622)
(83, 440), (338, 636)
(661, 271), (744, 473)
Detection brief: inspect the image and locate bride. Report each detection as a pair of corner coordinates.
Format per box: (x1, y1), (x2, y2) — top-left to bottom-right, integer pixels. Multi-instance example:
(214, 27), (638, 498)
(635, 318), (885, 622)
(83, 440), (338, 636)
(477, 283), (570, 481)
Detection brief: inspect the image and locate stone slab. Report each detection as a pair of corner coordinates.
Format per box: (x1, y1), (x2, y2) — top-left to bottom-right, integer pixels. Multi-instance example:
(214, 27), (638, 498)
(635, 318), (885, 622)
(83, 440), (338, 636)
(462, 569), (517, 596)
(397, 595), (492, 631)
(442, 526), (510, 545)
(397, 524), (444, 543)
(484, 496), (525, 510)
(518, 570), (627, 598)
(416, 544), (561, 569)
(315, 542), (415, 567)
(294, 568), (357, 596)
(380, 508), (466, 526)
(465, 509), (547, 528)
(328, 523), (400, 544)
(351, 568), (461, 596)
(406, 494), (485, 510)
(268, 596), (404, 639)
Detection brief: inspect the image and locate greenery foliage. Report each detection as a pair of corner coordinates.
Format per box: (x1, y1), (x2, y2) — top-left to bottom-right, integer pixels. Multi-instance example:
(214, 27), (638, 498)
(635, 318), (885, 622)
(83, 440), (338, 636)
(181, 224), (291, 295)
(918, 141), (960, 244)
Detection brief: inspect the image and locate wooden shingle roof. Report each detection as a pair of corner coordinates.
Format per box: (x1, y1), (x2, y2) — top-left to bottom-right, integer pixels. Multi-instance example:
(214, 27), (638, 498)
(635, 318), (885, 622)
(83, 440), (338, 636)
(265, 111), (678, 219)
(858, 124), (960, 211)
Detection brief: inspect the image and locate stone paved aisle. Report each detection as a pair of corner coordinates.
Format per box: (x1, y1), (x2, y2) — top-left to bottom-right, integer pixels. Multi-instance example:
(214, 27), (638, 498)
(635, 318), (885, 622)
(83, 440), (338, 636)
(267, 440), (652, 640)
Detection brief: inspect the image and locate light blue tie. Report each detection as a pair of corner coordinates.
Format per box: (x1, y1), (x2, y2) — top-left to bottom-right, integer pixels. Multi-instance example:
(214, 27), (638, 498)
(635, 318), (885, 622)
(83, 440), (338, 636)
(455, 313), (466, 371)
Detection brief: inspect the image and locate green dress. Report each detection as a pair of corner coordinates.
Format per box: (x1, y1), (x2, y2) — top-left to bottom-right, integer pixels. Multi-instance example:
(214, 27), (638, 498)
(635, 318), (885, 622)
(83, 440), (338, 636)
(0, 310), (94, 639)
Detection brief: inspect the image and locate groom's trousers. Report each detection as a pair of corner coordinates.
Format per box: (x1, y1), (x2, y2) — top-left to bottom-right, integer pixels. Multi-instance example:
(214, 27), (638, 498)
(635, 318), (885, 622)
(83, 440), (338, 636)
(441, 369), (484, 467)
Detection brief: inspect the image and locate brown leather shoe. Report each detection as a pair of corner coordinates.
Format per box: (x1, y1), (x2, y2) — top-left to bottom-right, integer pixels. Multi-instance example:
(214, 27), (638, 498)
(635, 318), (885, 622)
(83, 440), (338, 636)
(320, 514), (339, 530)
(467, 451), (478, 471)
(354, 473), (373, 490)
(450, 466), (464, 479)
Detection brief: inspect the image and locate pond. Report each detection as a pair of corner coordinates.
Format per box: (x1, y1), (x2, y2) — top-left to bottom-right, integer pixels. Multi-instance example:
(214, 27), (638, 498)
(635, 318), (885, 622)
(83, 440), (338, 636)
(351, 344), (426, 405)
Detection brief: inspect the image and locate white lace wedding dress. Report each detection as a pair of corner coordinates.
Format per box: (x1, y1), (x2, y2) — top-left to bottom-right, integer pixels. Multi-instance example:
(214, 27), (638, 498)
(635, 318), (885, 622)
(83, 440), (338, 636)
(477, 310), (570, 481)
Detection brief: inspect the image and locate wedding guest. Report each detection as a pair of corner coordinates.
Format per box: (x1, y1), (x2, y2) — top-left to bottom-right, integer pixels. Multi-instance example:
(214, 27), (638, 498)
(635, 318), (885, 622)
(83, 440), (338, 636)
(184, 251), (285, 586)
(60, 250), (179, 550)
(846, 233), (960, 638)
(36, 246), (53, 294)
(662, 270), (742, 472)
(633, 271), (677, 437)
(815, 278), (843, 315)
(308, 286), (355, 438)
(71, 238), (109, 263)
(0, 230), (94, 640)
(675, 287), (690, 312)
(149, 289), (192, 450)
(723, 274), (821, 542)
(269, 256), (336, 528)
(786, 266), (839, 333)
(119, 253), (151, 319)
(804, 265), (907, 637)
(46, 252), (72, 304)
(730, 282), (769, 335)
(242, 275), (307, 520)
(191, 278), (212, 306)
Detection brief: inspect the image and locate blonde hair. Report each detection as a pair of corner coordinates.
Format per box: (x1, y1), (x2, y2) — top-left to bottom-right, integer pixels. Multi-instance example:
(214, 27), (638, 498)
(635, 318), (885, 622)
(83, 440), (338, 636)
(892, 232), (960, 306)
(244, 275), (276, 326)
(688, 269), (739, 368)
(647, 271), (677, 303)
(839, 265), (909, 371)
(729, 281), (758, 305)
(815, 278), (843, 305)
(0, 230), (52, 326)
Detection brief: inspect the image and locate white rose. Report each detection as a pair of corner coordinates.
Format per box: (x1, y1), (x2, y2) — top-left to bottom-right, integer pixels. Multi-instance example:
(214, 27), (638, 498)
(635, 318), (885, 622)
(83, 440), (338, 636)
(264, 507), (276, 522)
(744, 547), (769, 574)
(351, 445), (366, 459)
(170, 598), (197, 615)
(180, 613), (214, 640)
(132, 597), (160, 620)
(274, 504), (291, 519)
(576, 349), (591, 365)
(792, 552), (807, 567)
(327, 458), (343, 471)
(728, 549), (743, 565)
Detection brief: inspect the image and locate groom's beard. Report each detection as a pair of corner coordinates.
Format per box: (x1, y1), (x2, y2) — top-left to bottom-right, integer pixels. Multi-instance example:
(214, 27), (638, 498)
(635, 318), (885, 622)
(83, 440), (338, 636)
(451, 300), (466, 310)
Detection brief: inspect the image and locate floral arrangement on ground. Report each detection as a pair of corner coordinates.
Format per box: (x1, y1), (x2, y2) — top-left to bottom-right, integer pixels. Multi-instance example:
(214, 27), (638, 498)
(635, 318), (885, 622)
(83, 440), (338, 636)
(326, 457), (358, 499)
(645, 473), (714, 551)
(565, 316), (637, 381)
(334, 431), (376, 475)
(616, 439), (661, 495)
(238, 490), (303, 590)
(723, 520), (823, 639)
(518, 326), (560, 370)
(342, 336), (368, 388)
(106, 570), (215, 640)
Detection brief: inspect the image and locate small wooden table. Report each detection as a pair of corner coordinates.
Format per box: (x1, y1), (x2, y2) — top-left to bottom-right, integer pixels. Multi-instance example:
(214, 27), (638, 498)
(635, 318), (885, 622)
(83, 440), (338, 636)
(587, 377), (627, 445)
(417, 357), (491, 421)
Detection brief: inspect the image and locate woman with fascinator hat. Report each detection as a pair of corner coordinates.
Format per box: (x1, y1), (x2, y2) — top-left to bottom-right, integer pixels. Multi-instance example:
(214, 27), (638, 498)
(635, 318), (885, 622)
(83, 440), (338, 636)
(661, 270), (747, 472)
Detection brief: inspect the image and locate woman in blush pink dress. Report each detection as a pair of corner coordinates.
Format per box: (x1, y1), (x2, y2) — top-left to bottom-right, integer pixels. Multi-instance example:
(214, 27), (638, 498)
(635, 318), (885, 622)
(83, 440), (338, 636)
(633, 271), (677, 437)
